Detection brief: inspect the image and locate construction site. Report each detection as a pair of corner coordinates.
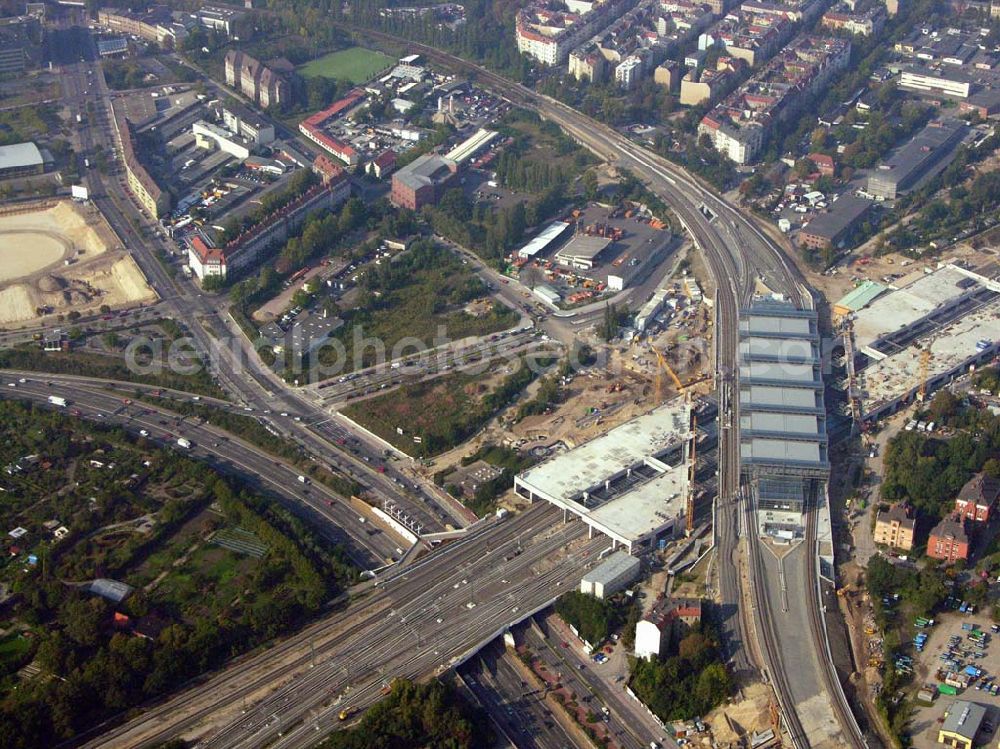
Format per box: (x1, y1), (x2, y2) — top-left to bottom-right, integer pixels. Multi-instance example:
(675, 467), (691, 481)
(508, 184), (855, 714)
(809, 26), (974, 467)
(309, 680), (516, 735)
(837, 261), (1000, 425)
(0, 199), (155, 326)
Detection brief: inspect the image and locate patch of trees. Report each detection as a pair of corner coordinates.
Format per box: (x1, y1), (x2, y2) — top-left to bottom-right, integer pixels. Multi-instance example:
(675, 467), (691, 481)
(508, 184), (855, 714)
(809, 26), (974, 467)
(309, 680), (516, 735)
(516, 374), (563, 421)
(555, 591), (627, 645)
(630, 627), (732, 722)
(974, 367), (1000, 395)
(881, 406), (1000, 519)
(102, 59), (149, 90)
(316, 678), (492, 749)
(865, 555), (949, 623)
(0, 346), (221, 398)
(597, 303), (630, 341)
(886, 167), (1000, 254)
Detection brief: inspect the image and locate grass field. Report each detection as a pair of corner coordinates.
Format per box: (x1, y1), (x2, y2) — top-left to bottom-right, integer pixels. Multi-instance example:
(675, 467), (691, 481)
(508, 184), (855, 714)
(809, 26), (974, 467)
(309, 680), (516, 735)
(298, 47), (394, 83)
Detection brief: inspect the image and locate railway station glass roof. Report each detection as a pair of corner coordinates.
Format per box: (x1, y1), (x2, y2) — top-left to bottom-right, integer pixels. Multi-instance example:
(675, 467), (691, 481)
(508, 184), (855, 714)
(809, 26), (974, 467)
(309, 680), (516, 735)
(740, 437), (823, 464)
(740, 385), (822, 410)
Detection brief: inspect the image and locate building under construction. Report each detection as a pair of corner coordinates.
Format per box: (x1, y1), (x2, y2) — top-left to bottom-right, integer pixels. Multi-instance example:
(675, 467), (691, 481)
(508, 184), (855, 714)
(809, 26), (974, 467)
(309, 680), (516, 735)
(514, 398), (695, 553)
(844, 262), (1000, 422)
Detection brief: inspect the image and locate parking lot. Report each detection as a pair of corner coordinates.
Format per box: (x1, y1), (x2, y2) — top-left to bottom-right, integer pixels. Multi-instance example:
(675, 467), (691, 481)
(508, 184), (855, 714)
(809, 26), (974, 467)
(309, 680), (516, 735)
(909, 606), (1000, 748)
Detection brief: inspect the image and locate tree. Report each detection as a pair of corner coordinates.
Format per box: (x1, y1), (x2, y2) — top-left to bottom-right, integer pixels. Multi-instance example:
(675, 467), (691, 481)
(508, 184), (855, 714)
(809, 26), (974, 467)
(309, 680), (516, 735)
(928, 390), (960, 425)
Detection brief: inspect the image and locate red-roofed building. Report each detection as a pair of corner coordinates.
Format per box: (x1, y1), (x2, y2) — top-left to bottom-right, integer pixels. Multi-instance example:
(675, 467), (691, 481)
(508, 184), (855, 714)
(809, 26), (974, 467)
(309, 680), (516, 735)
(807, 152), (835, 176)
(928, 516), (970, 564)
(312, 154), (345, 184)
(187, 236), (227, 281)
(298, 90), (366, 166)
(367, 150), (397, 180)
(634, 596), (703, 659)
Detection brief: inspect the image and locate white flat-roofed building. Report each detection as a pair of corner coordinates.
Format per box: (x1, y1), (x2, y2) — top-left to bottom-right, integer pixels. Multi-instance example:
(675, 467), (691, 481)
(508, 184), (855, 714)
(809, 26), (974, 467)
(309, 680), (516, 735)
(860, 295), (1000, 419)
(444, 128), (498, 164)
(636, 287), (671, 333)
(192, 120), (251, 159)
(517, 221), (571, 259)
(851, 264), (990, 359)
(533, 283), (561, 305)
(579, 550), (641, 599)
(514, 399), (693, 552)
(555, 234), (612, 269)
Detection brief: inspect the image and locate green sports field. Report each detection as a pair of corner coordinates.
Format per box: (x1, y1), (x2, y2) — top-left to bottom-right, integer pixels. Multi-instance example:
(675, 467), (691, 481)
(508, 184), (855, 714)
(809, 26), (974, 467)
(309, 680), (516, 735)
(298, 47), (394, 83)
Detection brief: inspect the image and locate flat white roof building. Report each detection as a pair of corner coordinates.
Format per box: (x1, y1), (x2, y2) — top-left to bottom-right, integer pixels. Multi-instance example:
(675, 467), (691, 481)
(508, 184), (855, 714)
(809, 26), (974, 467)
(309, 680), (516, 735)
(514, 399), (692, 552)
(847, 264), (1000, 420)
(579, 551), (641, 599)
(852, 265), (986, 359)
(556, 234), (612, 269)
(517, 221), (571, 259)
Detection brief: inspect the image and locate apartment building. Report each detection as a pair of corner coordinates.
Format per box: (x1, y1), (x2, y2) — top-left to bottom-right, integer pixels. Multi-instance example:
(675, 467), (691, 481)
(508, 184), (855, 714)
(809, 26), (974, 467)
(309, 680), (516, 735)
(680, 57), (741, 105)
(698, 35), (851, 163)
(569, 46), (608, 81)
(112, 105), (170, 219)
(224, 50), (289, 110)
(873, 503), (915, 551)
(821, 4), (886, 35)
(98, 6), (189, 49)
(516, 0), (631, 65)
(221, 104), (276, 146)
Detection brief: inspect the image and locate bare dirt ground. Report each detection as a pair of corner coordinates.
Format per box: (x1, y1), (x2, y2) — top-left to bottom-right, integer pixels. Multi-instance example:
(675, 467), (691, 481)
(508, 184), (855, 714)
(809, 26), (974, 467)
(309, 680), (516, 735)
(0, 200), (156, 326)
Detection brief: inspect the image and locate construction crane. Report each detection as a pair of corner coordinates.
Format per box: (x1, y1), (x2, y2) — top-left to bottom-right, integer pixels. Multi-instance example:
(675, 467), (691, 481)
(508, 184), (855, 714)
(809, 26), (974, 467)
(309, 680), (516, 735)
(653, 347), (698, 535)
(917, 347), (932, 402)
(653, 347), (684, 403)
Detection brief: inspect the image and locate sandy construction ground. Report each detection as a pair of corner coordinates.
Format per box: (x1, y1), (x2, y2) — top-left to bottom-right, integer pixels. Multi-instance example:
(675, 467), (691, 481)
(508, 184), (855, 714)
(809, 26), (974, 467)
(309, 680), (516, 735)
(0, 200), (157, 326)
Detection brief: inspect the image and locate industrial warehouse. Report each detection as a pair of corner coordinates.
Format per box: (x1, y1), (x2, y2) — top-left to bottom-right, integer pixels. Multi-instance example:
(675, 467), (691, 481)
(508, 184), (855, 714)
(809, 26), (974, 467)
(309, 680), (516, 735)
(844, 262), (1000, 421)
(513, 399), (694, 552)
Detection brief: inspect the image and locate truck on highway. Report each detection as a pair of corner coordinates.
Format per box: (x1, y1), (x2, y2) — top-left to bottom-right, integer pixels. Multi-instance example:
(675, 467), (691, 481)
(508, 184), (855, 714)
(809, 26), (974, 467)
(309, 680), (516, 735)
(48, 395), (67, 407)
(176, 437), (192, 449)
(297, 475), (309, 484)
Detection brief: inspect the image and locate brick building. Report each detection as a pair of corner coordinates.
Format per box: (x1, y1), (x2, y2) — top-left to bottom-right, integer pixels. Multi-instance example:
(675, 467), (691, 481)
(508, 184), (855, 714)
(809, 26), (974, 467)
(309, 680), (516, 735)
(390, 153), (458, 211)
(955, 473), (1000, 523)
(928, 516), (970, 564)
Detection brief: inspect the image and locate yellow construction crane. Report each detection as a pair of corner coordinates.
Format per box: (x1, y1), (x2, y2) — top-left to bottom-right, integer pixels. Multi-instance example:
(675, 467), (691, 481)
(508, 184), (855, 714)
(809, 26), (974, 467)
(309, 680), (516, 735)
(917, 347), (932, 402)
(653, 347), (684, 403)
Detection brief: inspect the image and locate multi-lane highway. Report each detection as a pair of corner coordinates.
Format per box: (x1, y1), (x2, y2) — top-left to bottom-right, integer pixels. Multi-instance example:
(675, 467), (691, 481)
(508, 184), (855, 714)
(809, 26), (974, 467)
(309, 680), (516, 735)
(82, 503), (605, 749)
(459, 642), (587, 749)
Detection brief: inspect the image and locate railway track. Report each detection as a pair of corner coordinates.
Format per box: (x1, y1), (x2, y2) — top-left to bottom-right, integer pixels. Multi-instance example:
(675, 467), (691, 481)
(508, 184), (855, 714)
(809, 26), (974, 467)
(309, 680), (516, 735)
(804, 486), (869, 749)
